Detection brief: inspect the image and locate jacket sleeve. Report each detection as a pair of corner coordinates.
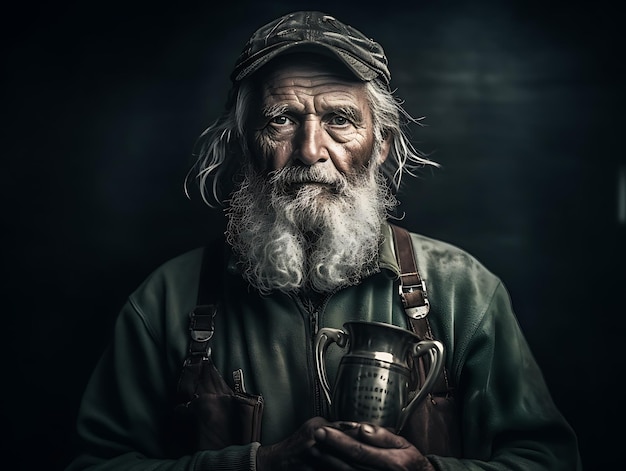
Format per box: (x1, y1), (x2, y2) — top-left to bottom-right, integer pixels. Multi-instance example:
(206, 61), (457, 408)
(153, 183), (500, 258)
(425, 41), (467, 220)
(428, 282), (582, 471)
(65, 297), (259, 471)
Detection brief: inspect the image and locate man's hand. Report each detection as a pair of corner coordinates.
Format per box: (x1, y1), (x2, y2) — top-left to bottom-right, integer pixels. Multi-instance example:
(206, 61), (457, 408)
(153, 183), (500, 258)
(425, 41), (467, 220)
(312, 422), (436, 471)
(256, 416), (330, 471)
(256, 418), (435, 471)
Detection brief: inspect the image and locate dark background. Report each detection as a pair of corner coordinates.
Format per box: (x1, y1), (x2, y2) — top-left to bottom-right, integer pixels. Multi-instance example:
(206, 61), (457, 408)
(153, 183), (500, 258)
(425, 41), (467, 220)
(2, 0), (623, 469)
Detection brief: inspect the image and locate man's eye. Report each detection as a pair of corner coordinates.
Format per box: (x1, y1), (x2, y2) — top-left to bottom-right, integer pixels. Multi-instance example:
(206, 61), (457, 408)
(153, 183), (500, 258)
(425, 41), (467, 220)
(270, 116), (292, 125)
(329, 115), (350, 126)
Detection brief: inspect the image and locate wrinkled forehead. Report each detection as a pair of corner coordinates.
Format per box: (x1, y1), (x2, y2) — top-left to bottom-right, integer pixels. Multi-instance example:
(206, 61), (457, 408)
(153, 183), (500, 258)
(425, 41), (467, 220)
(250, 52), (369, 112)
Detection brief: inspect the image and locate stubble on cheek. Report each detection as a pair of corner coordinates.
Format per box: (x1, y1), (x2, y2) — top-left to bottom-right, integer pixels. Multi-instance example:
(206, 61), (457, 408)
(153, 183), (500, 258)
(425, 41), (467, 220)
(250, 131), (275, 172)
(252, 130), (291, 172)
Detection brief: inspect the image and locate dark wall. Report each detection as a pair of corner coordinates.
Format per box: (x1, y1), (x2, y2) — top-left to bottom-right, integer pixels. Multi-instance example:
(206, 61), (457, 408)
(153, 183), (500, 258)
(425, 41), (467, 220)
(2, 0), (623, 469)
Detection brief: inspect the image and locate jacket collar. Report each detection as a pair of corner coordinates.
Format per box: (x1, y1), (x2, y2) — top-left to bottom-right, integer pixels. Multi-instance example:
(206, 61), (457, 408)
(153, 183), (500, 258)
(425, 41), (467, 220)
(379, 222), (401, 277)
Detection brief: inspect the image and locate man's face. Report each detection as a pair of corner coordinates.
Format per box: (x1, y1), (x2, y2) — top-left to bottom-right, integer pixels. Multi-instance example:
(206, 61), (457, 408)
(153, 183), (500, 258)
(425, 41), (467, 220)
(247, 58), (388, 180)
(229, 57), (396, 293)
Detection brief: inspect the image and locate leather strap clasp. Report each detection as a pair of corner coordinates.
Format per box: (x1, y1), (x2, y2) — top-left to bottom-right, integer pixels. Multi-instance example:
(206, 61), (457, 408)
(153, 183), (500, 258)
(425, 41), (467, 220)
(188, 305), (217, 359)
(391, 224), (430, 319)
(399, 279), (430, 319)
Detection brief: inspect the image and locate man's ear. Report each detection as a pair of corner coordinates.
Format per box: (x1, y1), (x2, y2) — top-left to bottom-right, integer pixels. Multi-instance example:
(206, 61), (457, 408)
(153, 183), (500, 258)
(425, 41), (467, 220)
(377, 132), (392, 164)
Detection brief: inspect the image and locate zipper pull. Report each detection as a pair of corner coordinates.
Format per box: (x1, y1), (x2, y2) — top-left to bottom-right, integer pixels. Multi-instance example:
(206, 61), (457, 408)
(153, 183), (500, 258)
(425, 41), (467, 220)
(311, 310), (319, 337)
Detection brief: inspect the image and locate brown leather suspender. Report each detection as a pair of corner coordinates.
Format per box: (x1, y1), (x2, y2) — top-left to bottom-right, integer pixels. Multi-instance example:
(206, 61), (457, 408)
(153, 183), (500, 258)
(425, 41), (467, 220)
(173, 237), (265, 451)
(390, 224), (440, 344)
(391, 223), (431, 321)
(390, 224), (461, 456)
(390, 223), (449, 376)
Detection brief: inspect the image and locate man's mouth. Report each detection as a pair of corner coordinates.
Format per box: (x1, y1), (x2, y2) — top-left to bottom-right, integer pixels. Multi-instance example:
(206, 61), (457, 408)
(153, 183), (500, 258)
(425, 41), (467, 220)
(270, 168), (348, 195)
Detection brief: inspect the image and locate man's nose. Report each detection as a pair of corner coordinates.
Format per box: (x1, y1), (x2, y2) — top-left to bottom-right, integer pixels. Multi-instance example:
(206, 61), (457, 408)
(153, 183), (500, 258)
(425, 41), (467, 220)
(295, 119), (328, 165)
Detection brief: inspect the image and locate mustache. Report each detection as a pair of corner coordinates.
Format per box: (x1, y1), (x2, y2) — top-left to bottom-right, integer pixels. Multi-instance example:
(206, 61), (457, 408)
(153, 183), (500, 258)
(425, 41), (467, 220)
(269, 166), (348, 192)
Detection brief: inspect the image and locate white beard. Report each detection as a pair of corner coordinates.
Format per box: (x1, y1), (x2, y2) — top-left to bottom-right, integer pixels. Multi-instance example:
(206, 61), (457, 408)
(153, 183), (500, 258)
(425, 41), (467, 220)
(226, 161), (396, 294)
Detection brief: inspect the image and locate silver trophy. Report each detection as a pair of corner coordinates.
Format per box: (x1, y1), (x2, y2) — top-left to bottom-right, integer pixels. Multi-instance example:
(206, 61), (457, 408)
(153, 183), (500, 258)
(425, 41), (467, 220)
(314, 321), (444, 433)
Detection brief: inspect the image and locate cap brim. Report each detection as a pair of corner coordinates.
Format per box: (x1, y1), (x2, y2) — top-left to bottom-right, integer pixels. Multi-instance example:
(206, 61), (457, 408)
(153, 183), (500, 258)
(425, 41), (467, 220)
(231, 41), (380, 83)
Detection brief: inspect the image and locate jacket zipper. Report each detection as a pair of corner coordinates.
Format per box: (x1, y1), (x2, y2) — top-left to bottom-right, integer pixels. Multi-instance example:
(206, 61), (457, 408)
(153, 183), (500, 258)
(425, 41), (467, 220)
(310, 306), (322, 416)
(293, 292), (333, 418)
(312, 293), (337, 418)
(310, 308), (319, 337)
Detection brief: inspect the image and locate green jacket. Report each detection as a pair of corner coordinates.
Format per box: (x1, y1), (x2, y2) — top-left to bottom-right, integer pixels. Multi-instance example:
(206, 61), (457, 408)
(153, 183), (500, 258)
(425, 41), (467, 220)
(66, 224), (582, 470)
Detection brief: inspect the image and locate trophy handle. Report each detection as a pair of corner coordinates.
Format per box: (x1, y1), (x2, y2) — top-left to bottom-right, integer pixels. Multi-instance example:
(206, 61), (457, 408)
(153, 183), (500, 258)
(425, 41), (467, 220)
(397, 340), (445, 432)
(314, 327), (348, 406)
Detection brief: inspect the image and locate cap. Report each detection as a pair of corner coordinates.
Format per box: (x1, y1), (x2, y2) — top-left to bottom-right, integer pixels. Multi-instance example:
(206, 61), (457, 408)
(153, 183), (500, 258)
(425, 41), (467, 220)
(230, 11), (391, 86)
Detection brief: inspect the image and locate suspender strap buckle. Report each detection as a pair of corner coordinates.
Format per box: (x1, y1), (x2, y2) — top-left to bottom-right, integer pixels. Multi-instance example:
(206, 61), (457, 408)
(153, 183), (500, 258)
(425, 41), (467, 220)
(188, 305), (217, 358)
(399, 279), (430, 319)
(391, 224), (431, 320)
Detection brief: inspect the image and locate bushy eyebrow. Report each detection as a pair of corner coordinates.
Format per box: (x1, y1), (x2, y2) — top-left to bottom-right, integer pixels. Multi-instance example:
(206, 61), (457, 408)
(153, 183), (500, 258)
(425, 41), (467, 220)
(262, 103), (290, 119)
(261, 103), (365, 124)
(334, 106), (364, 124)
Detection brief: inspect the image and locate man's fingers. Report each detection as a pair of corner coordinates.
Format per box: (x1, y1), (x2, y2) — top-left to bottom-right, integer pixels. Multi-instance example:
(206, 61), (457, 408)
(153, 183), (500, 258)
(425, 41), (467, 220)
(324, 423), (409, 449)
(315, 424), (422, 470)
(357, 423), (410, 449)
(315, 425), (388, 468)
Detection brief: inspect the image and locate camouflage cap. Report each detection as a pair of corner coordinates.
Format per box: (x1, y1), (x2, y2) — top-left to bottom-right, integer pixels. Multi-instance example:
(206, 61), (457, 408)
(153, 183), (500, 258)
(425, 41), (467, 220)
(231, 11), (391, 86)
